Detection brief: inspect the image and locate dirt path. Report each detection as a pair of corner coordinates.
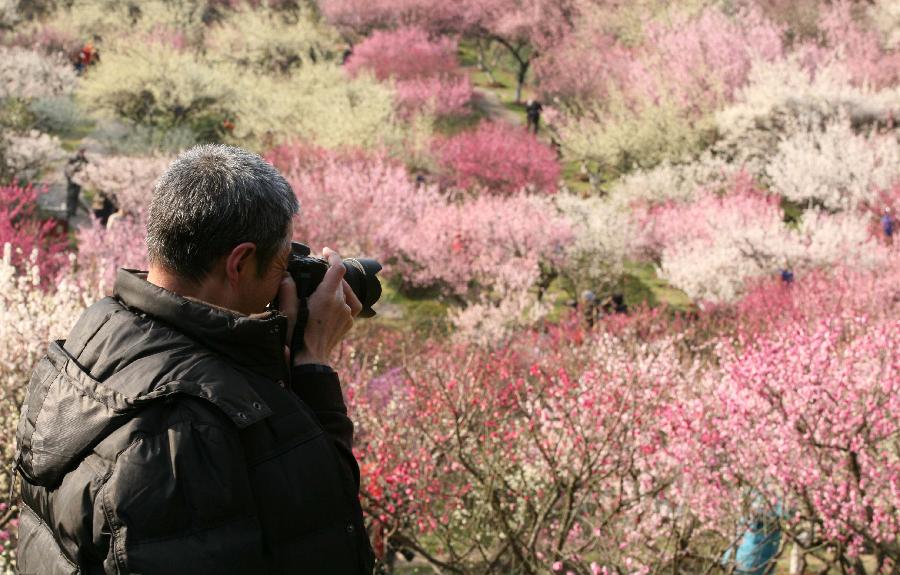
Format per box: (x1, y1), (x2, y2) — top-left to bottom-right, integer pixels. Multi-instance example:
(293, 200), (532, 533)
(471, 87), (523, 125)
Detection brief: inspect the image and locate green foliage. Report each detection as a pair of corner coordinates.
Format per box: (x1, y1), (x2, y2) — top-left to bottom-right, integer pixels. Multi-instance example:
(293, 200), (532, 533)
(234, 65), (400, 150)
(87, 119), (197, 155)
(41, 0), (210, 46)
(0, 98), (35, 132)
(206, 7), (340, 75)
(78, 42), (237, 139)
(556, 95), (716, 176)
(29, 97), (84, 135)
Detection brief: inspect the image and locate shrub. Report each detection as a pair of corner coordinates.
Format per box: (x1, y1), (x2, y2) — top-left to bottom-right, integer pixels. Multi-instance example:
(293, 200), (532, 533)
(345, 324), (713, 573)
(714, 58), (900, 169)
(276, 147), (434, 257)
(275, 146), (571, 301)
(434, 122), (561, 194)
(28, 96), (83, 134)
(0, 0), (19, 30)
(74, 154), (172, 215)
(766, 118), (900, 211)
(642, 174), (889, 304)
(0, 184), (69, 280)
(536, 5), (783, 112)
(206, 7), (339, 74)
(345, 27), (472, 117)
(2, 130), (66, 184)
(235, 65), (400, 149)
(390, 193), (572, 294)
(711, 309), (900, 563)
(554, 193), (637, 294)
(0, 249), (91, 567)
(77, 42), (237, 136)
(609, 152), (742, 208)
(345, 27), (459, 80)
(628, 6), (783, 114)
(815, 0), (900, 89)
(9, 23), (82, 57)
(75, 212), (149, 294)
(552, 95), (715, 175)
(86, 119), (198, 155)
(0, 46), (77, 101)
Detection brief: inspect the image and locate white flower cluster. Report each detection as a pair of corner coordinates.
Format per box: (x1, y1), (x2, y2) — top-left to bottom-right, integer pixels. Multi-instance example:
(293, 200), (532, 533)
(609, 152), (740, 207)
(449, 289), (552, 347)
(555, 193), (637, 291)
(767, 118), (900, 211)
(0, 244), (88, 417)
(714, 58), (900, 170)
(658, 208), (887, 304)
(75, 154), (172, 214)
(3, 130), (66, 182)
(0, 46), (77, 101)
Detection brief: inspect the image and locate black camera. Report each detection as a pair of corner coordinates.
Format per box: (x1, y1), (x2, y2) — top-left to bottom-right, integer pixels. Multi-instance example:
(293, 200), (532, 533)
(285, 241), (382, 318)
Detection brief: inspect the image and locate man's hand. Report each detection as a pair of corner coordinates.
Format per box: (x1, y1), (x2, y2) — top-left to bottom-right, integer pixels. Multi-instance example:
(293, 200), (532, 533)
(278, 247), (362, 367)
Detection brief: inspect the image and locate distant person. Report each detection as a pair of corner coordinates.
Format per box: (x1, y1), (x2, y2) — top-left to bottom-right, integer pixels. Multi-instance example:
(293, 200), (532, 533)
(723, 499), (784, 575)
(580, 290), (599, 327)
(75, 41), (98, 75)
(64, 149), (88, 223)
(91, 189), (118, 227)
(882, 209), (894, 245)
(525, 100), (543, 134)
(602, 293), (627, 315)
(780, 269), (794, 285)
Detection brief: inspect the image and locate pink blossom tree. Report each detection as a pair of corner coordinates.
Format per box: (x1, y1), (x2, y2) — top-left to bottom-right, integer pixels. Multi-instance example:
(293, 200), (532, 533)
(321, 0), (582, 102)
(434, 121), (561, 194)
(74, 212), (149, 295)
(814, 1), (900, 89)
(345, 27), (472, 117)
(73, 154), (171, 215)
(272, 144), (570, 300)
(0, 184), (68, 281)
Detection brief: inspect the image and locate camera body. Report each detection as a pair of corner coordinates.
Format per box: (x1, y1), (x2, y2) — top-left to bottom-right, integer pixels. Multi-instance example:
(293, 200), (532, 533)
(285, 242), (382, 318)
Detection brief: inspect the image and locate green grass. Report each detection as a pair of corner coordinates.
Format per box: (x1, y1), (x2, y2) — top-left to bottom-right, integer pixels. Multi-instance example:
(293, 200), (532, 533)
(374, 280), (451, 334)
(623, 260), (694, 311)
(431, 108), (488, 136)
(458, 41), (536, 110)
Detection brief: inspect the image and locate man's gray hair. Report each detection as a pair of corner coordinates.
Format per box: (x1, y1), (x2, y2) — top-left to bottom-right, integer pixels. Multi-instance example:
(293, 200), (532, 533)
(147, 144), (299, 283)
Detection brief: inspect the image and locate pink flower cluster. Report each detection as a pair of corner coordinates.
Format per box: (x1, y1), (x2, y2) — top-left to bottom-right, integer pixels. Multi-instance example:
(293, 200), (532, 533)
(0, 184), (68, 282)
(434, 121), (561, 194)
(270, 144), (570, 296)
(536, 5), (784, 113)
(345, 26), (473, 117)
(341, 253), (900, 570)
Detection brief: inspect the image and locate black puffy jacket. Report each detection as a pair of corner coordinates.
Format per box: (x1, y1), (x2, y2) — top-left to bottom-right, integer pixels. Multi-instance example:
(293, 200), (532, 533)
(13, 269), (376, 574)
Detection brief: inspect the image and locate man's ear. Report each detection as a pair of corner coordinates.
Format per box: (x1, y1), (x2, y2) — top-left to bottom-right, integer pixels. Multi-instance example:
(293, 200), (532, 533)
(224, 242), (257, 288)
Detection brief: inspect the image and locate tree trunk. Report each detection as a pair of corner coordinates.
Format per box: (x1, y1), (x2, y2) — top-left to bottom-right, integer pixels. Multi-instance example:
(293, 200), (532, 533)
(515, 59), (530, 104)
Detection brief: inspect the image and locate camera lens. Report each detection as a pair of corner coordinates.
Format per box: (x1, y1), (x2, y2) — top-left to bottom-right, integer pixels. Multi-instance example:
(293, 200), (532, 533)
(342, 258), (382, 318)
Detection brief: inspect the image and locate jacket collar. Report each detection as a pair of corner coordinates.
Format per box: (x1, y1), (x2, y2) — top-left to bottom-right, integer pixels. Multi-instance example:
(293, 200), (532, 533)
(113, 269), (289, 382)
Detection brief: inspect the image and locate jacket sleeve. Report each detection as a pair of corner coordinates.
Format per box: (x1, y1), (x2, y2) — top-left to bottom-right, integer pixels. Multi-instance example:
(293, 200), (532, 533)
(291, 365), (360, 490)
(95, 400), (265, 574)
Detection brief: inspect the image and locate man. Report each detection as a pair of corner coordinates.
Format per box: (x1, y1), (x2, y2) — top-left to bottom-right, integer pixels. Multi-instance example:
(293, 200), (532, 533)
(14, 145), (376, 574)
(525, 99), (543, 135)
(64, 148), (88, 223)
(882, 208), (895, 246)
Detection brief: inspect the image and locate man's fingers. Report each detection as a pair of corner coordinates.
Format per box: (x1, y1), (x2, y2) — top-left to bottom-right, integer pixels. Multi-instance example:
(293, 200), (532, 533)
(343, 279), (363, 317)
(319, 247), (346, 292)
(323, 246), (342, 268)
